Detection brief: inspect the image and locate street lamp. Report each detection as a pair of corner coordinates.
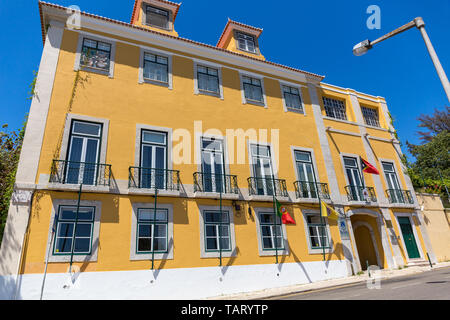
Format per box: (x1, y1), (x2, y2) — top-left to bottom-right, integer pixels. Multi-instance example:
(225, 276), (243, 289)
(353, 17), (450, 102)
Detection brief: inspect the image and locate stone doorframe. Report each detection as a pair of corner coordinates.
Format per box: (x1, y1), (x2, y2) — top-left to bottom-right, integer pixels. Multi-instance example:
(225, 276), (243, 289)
(346, 208), (396, 272)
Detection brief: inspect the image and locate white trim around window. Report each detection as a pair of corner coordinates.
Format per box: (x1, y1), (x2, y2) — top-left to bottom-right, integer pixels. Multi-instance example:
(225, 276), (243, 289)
(138, 47), (173, 89)
(290, 146), (321, 184)
(130, 202), (174, 261)
(74, 33), (116, 78)
(134, 124), (173, 169)
(193, 59), (224, 99)
(239, 72), (267, 108)
(198, 205), (237, 258)
(300, 209), (334, 255)
(279, 81), (306, 115)
(254, 207), (289, 256)
(44, 199), (102, 263)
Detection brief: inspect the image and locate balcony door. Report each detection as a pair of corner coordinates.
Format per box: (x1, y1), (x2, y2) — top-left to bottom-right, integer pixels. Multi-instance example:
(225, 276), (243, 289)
(201, 138), (225, 192)
(382, 162), (403, 202)
(251, 145), (274, 196)
(140, 130), (167, 189)
(344, 156), (364, 201)
(294, 151), (317, 198)
(66, 121), (102, 185)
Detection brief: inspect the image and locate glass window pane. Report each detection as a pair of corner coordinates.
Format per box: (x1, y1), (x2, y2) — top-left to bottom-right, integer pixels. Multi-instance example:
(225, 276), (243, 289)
(382, 162), (394, 172)
(144, 53), (156, 62)
(153, 224), (166, 237)
(138, 224), (151, 237)
(344, 157), (357, 168)
(153, 238), (166, 251)
(74, 238), (90, 253)
(75, 224), (92, 237)
(138, 209), (167, 221)
(295, 151), (311, 162)
(57, 223), (74, 237)
(98, 42), (111, 52)
(83, 39), (97, 48)
(55, 238), (72, 253)
(156, 56), (168, 65)
(262, 237), (273, 249)
(138, 238), (151, 252)
(142, 131), (166, 145)
(205, 225), (217, 237)
(219, 238), (230, 250)
(206, 238), (217, 250)
(72, 121), (101, 136)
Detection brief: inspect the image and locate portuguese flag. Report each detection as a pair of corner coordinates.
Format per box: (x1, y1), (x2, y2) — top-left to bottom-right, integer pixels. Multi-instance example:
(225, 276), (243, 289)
(275, 198), (295, 224)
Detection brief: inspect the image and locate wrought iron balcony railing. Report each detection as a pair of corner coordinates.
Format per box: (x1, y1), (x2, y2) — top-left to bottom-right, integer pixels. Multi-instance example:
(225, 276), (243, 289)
(345, 185), (377, 202)
(50, 160), (111, 186)
(193, 172), (238, 194)
(386, 189), (414, 204)
(247, 177), (288, 197)
(128, 167), (180, 191)
(294, 181), (330, 200)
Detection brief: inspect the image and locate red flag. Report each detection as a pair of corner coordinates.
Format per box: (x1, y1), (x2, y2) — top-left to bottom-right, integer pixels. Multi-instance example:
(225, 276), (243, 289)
(360, 157), (380, 175)
(275, 198), (295, 224)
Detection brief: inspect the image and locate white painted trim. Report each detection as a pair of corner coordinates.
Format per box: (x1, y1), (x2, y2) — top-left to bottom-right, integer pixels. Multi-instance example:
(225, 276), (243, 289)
(133, 124), (173, 169)
(300, 209), (334, 255)
(290, 146), (321, 184)
(138, 47), (173, 89)
(74, 33), (116, 78)
(239, 72), (268, 108)
(193, 61), (224, 99)
(253, 207), (289, 256)
(44, 199), (102, 263)
(129, 202), (174, 260)
(279, 81), (306, 115)
(198, 205), (237, 258)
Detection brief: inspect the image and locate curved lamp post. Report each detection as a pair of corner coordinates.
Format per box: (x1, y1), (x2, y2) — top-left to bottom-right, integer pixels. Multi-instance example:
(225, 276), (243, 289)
(353, 17), (450, 102)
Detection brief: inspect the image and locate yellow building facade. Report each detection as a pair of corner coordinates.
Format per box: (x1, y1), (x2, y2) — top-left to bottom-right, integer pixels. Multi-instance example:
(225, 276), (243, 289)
(0, 0), (438, 299)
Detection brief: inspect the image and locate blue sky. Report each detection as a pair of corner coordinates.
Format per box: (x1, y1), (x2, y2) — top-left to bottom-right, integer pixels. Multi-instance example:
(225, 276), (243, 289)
(0, 0), (448, 160)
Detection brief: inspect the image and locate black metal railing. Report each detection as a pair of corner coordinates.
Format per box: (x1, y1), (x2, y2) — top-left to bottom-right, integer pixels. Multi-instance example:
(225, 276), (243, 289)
(247, 177), (288, 197)
(128, 167), (180, 191)
(193, 172), (238, 194)
(345, 185), (377, 202)
(294, 181), (330, 200)
(50, 160), (111, 186)
(386, 189), (414, 204)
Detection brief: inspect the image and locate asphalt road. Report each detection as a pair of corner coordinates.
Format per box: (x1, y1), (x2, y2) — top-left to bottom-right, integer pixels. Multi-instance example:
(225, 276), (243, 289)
(271, 266), (450, 300)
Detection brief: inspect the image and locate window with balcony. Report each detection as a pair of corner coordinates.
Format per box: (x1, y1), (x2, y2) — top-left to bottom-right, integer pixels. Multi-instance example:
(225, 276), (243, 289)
(382, 162), (413, 204)
(282, 85), (304, 113)
(200, 137), (225, 192)
(145, 5), (170, 29)
(242, 76), (264, 104)
(139, 130), (167, 189)
(323, 97), (347, 120)
(293, 150), (329, 199)
(64, 120), (103, 185)
(344, 156), (364, 201)
(361, 106), (380, 127)
(236, 31), (257, 53)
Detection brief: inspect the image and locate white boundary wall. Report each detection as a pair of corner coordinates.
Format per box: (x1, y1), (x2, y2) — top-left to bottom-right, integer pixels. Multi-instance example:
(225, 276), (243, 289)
(4, 260), (348, 300)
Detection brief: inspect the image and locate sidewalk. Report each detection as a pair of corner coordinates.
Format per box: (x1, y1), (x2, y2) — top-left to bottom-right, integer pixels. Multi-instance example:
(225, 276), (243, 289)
(208, 261), (450, 300)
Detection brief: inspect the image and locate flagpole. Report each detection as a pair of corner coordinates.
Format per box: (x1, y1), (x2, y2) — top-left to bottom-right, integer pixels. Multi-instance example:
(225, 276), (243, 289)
(314, 178), (326, 261)
(218, 180), (222, 267)
(69, 184), (82, 274)
(151, 187), (157, 270)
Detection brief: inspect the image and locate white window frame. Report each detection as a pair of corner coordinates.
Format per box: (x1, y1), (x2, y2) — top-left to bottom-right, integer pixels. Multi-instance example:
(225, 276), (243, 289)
(193, 60), (224, 99)
(198, 205), (237, 258)
(74, 33), (116, 78)
(45, 199), (102, 263)
(239, 72), (267, 108)
(138, 47), (173, 89)
(235, 31), (258, 54)
(130, 202), (174, 261)
(280, 81), (306, 115)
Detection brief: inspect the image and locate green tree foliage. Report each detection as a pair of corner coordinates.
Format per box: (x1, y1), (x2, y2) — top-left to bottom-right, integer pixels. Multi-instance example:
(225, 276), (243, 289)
(0, 120), (26, 243)
(405, 106), (450, 204)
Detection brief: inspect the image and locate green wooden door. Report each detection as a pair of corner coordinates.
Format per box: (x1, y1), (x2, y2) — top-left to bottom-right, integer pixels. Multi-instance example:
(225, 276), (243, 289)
(398, 217), (420, 259)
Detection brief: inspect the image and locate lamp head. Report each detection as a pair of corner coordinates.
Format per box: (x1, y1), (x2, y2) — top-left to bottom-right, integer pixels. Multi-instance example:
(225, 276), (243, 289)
(353, 39), (372, 56)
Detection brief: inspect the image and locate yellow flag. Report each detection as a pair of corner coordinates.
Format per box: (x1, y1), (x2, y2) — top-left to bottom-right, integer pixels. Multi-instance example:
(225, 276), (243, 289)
(320, 201), (339, 220)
